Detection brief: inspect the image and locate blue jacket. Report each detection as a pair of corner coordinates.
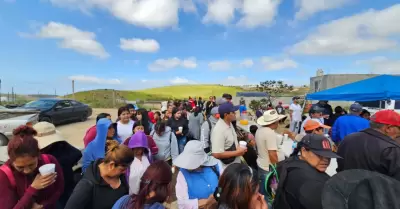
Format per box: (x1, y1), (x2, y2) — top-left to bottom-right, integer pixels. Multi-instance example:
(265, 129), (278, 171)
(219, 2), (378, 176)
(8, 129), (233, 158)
(332, 115), (370, 143)
(112, 195), (165, 209)
(82, 118), (122, 172)
(180, 166), (219, 200)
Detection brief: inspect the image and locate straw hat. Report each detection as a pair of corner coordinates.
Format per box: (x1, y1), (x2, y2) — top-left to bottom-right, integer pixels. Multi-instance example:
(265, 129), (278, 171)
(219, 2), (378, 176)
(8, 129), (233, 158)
(33, 122), (66, 149)
(257, 109), (287, 126)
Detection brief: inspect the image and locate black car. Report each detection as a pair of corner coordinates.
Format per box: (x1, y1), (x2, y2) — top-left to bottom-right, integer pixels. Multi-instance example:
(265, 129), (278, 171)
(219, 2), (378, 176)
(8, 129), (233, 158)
(18, 98), (93, 124)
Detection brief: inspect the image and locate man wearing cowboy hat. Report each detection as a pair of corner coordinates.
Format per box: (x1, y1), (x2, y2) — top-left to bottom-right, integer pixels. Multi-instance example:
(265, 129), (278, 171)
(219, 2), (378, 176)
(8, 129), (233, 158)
(255, 109), (287, 197)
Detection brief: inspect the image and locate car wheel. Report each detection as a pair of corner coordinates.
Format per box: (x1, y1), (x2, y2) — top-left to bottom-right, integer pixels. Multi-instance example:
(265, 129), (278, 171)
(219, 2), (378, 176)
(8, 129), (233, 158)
(40, 117), (53, 124)
(0, 134), (9, 146)
(80, 112), (88, 122)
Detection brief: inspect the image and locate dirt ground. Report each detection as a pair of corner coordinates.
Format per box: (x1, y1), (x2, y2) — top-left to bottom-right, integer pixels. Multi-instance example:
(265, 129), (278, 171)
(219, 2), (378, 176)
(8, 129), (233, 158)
(56, 108), (178, 208)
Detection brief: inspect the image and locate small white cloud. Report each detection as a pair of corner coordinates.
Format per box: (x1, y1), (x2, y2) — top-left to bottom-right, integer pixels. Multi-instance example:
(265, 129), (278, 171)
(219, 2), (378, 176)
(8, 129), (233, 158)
(240, 59), (254, 68)
(48, 0), (193, 29)
(295, 0), (351, 20)
(31, 22), (109, 58)
(237, 0), (282, 28)
(261, 57), (298, 70)
(290, 4), (400, 55)
(222, 75), (252, 86)
(208, 60), (232, 71)
(120, 38), (160, 53)
(356, 56), (400, 74)
(148, 57), (197, 72)
(169, 77), (196, 84)
(68, 75), (121, 85)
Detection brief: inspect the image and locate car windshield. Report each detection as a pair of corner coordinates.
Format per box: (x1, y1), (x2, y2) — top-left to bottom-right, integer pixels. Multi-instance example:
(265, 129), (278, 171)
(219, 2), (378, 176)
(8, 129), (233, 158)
(23, 100), (57, 108)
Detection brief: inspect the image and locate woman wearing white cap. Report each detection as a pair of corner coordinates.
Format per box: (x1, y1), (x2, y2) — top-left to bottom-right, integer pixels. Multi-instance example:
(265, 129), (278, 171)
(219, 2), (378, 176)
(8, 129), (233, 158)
(174, 140), (222, 209)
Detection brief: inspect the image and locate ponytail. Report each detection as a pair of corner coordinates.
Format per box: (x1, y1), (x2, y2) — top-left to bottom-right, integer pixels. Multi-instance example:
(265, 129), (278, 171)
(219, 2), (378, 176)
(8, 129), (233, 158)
(290, 141), (304, 157)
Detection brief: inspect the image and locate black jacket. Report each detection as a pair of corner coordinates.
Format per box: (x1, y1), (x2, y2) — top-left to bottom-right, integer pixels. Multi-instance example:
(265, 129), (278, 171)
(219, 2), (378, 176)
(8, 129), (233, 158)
(273, 157), (330, 209)
(167, 117), (189, 140)
(205, 101), (216, 115)
(65, 159), (129, 209)
(337, 128), (400, 181)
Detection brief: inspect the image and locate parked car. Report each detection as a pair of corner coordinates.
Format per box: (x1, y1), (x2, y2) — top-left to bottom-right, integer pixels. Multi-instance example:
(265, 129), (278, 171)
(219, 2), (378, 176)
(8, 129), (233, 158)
(17, 98), (92, 124)
(0, 105), (39, 147)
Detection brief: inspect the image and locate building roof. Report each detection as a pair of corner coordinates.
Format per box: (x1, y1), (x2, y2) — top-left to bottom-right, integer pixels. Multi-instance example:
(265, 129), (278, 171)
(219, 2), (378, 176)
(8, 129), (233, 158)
(236, 92), (269, 97)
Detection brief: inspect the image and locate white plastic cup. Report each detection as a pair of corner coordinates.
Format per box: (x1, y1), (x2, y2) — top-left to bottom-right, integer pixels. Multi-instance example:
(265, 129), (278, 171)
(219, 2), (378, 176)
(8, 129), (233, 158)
(39, 164), (55, 175)
(239, 141), (247, 148)
(178, 126), (183, 132)
(283, 134), (289, 141)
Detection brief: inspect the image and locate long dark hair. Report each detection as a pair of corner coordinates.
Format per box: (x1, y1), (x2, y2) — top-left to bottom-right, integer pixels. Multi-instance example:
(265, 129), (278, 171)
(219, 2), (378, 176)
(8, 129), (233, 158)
(216, 163), (258, 209)
(136, 108), (151, 135)
(128, 161), (172, 209)
(154, 122), (166, 136)
(193, 106), (201, 117)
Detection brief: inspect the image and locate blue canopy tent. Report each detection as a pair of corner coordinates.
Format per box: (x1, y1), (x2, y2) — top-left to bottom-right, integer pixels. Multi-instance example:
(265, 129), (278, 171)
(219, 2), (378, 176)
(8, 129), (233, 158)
(306, 75), (400, 101)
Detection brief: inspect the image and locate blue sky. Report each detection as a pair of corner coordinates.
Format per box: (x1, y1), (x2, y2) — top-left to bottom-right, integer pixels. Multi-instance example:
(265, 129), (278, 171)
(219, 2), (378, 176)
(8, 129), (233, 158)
(0, 0), (399, 95)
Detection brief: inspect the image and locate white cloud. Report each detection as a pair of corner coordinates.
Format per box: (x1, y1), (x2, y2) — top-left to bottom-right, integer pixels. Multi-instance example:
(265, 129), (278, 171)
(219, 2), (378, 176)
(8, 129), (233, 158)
(295, 0), (351, 20)
(148, 57), (197, 71)
(237, 0), (281, 28)
(208, 60), (232, 71)
(48, 0), (194, 29)
(33, 22), (109, 58)
(202, 0), (281, 28)
(290, 4), (400, 55)
(261, 57), (298, 70)
(221, 75), (252, 86)
(240, 59), (254, 68)
(169, 77), (196, 84)
(68, 75), (121, 85)
(356, 56), (400, 74)
(120, 38), (160, 53)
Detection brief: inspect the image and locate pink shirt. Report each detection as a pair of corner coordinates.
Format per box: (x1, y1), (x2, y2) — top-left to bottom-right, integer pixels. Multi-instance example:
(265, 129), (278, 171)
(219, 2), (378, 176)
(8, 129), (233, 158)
(83, 125), (97, 147)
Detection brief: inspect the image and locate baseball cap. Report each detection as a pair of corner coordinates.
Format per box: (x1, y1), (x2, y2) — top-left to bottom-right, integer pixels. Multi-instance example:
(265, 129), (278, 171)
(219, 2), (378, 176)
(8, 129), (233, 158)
(371, 109), (400, 126)
(303, 120), (331, 131)
(210, 107), (219, 115)
(309, 105), (323, 114)
(301, 134), (342, 158)
(218, 102), (240, 115)
(216, 97), (228, 105)
(349, 103), (363, 112)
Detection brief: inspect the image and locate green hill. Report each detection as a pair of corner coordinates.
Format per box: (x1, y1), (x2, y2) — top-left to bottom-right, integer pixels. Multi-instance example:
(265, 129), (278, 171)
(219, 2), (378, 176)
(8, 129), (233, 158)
(65, 85), (309, 108)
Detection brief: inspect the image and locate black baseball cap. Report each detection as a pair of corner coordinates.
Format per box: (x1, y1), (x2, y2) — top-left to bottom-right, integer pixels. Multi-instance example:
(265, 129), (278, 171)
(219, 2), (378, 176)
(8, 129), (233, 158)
(301, 134), (342, 159)
(309, 105), (324, 114)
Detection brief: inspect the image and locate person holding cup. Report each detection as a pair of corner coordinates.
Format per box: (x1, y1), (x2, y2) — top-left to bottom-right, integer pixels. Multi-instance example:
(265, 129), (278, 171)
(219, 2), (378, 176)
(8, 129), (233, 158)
(167, 107), (189, 154)
(0, 126), (64, 209)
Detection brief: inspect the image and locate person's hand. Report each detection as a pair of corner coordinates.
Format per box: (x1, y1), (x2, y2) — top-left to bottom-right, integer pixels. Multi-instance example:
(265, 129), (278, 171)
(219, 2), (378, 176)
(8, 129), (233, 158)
(31, 173), (57, 190)
(236, 146), (247, 156)
(176, 131), (182, 135)
(253, 193), (268, 209)
(248, 139), (256, 147)
(283, 130), (295, 140)
(31, 203), (43, 209)
(199, 195), (217, 209)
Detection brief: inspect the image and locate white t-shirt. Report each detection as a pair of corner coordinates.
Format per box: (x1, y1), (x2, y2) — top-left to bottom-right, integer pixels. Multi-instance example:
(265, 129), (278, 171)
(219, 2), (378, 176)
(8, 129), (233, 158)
(255, 126), (278, 171)
(129, 156), (150, 195)
(289, 103), (302, 121)
(117, 120), (134, 141)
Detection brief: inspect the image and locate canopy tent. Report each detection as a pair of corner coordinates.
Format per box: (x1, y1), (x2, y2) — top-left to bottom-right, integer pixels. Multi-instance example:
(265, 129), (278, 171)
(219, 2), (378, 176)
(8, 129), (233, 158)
(306, 75), (400, 101)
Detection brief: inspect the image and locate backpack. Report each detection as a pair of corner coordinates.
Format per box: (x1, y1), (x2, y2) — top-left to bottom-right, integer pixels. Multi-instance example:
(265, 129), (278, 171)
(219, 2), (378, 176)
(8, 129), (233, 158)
(0, 154), (51, 188)
(265, 164), (279, 203)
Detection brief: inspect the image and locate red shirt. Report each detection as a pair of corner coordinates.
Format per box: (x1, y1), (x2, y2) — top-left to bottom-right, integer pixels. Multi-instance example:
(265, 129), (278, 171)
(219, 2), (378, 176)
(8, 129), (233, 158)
(0, 155), (64, 209)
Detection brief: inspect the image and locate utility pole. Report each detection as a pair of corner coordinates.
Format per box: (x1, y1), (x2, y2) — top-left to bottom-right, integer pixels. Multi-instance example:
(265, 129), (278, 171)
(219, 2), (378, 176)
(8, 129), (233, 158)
(72, 80), (75, 100)
(54, 89), (57, 97)
(11, 87), (14, 102)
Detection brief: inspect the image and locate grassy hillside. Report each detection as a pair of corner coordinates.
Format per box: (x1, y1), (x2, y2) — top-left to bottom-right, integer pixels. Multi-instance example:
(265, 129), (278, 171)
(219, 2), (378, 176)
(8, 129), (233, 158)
(64, 85), (310, 108)
(140, 85), (244, 99)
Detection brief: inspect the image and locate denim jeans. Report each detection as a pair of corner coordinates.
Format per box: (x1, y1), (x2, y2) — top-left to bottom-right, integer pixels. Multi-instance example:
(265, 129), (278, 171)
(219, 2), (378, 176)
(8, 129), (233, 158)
(178, 136), (187, 154)
(258, 166), (271, 204)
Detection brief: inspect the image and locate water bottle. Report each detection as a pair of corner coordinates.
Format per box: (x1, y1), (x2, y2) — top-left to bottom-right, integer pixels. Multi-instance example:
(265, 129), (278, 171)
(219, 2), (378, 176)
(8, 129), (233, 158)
(324, 134), (337, 152)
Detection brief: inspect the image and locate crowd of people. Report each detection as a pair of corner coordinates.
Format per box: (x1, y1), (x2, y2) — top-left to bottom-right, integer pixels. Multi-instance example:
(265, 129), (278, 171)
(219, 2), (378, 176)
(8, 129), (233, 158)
(1, 93), (400, 209)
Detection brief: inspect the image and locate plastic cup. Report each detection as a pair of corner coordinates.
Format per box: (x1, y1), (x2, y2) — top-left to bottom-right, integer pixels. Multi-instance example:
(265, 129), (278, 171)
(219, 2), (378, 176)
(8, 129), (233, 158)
(39, 164), (55, 175)
(178, 127), (183, 132)
(283, 134), (289, 141)
(239, 141), (247, 148)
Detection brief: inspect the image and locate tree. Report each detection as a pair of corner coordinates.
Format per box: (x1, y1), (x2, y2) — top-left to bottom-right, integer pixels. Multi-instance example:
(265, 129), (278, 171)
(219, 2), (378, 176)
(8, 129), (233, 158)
(257, 80), (294, 103)
(249, 100), (261, 112)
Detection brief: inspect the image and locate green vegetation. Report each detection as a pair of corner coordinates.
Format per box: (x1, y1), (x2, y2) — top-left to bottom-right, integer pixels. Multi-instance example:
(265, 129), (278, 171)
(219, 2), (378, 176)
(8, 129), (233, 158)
(64, 84), (310, 108)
